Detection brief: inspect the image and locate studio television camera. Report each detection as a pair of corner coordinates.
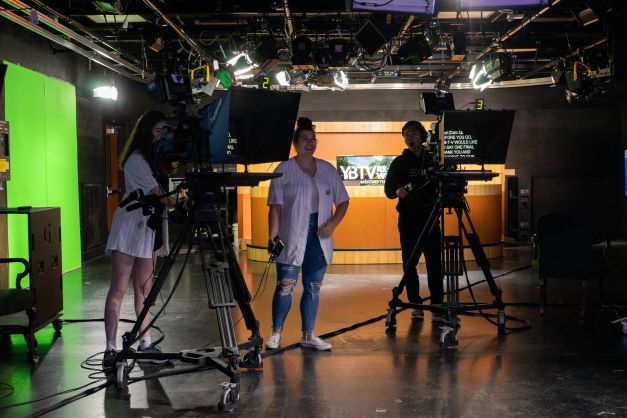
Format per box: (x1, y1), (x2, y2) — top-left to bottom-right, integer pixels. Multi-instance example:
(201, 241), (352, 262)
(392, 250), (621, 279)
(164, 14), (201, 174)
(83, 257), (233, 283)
(148, 73), (300, 168)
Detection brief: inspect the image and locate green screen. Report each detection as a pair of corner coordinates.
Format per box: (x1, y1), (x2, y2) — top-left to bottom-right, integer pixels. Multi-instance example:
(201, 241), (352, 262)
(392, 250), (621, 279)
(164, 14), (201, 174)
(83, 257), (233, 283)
(4, 62), (82, 286)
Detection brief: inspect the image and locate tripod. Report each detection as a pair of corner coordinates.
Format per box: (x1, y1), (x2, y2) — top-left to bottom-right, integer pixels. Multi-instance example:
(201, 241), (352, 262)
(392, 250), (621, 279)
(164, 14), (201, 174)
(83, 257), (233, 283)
(111, 171), (276, 411)
(385, 171), (506, 348)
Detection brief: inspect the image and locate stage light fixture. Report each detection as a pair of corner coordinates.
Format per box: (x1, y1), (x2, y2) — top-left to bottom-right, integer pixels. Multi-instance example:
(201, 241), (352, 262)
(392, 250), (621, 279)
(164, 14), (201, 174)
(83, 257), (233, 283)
(333, 70), (349, 90)
(551, 69), (564, 85)
(435, 76), (450, 93)
(355, 15), (400, 56)
(292, 35), (315, 67)
(190, 65), (219, 97)
(276, 70), (291, 86)
(93, 85), (118, 100)
(328, 39), (351, 67)
(469, 53), (512, 91)
(149, 36), (165, 53)
(564, 61), (594, 103)
(397, 35), (433, 64)
(93, 0), (121, 14)
(451, 31), (466, 61)
(254, 35), (282, 72)
(290, 70), (307, 85)
(227, 52), (259, 80)
(143, 27), (166, 53)
(216, 69), (233, 89)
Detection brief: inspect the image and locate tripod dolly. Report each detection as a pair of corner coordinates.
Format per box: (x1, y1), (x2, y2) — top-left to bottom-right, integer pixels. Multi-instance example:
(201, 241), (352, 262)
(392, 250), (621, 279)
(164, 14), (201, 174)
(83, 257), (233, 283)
(385, 170), (506, 348)
(110, 171), (278, 411)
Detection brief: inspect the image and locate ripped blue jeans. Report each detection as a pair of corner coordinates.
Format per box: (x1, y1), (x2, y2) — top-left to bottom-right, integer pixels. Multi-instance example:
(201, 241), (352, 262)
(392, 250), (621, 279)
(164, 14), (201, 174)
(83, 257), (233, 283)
(272, 213), (328, 335)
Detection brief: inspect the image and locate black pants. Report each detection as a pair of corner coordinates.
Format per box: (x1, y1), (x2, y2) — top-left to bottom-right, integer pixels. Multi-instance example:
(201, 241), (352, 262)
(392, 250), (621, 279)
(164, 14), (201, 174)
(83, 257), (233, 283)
(399, 211), (444, 305)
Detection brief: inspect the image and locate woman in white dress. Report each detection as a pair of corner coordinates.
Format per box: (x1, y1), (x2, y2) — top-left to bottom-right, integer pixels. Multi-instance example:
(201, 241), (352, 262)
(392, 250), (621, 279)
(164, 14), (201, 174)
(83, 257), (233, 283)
(102, 110), (177, 368)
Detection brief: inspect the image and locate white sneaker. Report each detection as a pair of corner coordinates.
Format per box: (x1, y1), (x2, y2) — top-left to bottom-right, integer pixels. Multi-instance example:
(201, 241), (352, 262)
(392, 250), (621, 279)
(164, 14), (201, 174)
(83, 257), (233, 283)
(411, 309), (424, 320)
(300, 335), (332, 351)
(265, 332), (281, 350)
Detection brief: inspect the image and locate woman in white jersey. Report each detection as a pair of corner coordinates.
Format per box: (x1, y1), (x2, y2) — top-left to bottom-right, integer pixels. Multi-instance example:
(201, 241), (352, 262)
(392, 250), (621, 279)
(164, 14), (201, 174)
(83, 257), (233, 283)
(103, 110), (177, 369)
(266, 117), (350, 351)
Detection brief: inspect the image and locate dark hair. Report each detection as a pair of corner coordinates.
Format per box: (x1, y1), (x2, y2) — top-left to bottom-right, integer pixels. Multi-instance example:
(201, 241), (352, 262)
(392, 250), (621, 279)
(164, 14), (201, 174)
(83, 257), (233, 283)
(401, 120), (428, 140)
(293, 116), (314, 144)
(119, 110), (166, 171)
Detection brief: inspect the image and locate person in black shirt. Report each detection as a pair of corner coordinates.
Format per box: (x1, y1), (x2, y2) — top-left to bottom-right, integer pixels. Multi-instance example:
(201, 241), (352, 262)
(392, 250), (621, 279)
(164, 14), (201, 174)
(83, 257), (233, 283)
(384, 120), (445, 321)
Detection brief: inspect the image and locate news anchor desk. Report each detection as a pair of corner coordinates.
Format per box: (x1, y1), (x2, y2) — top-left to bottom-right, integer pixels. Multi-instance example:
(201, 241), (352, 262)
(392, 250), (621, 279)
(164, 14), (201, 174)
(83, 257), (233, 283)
(245, 182), (503, 264)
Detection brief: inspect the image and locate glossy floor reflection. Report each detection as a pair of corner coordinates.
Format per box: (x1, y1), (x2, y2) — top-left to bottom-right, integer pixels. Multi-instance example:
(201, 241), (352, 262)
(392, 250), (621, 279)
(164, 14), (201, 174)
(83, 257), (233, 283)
(1, 244), (627, 417)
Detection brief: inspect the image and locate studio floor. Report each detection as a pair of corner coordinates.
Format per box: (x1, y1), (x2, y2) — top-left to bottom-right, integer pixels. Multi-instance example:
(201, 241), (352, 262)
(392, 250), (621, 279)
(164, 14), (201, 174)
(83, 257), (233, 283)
(1, 243), (627, 417)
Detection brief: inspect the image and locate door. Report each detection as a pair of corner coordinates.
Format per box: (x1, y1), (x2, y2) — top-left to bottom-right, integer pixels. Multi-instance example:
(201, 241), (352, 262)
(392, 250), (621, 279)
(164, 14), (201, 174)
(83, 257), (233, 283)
(106, 125), (121, 229)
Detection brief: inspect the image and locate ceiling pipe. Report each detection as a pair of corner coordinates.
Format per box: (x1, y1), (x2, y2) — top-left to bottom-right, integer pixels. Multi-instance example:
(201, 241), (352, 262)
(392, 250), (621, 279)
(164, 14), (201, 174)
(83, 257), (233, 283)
(2, 0), (149, 80)
(141, 0), (215, 63)
(284, 0), (294, 37)
(0, 8), (147, 82)
(448, 0), (563, 79)
(521, 37), (608, 79)
(28, 0), (135, 63)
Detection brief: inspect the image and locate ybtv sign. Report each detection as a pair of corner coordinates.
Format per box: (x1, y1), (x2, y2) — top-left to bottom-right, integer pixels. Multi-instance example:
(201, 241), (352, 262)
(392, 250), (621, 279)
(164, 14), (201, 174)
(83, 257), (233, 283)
(336, 155), (395, 186)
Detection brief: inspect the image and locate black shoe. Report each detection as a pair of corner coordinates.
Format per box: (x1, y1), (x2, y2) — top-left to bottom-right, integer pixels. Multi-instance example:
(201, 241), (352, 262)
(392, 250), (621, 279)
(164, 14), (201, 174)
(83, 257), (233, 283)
(102, 349), (117, 370)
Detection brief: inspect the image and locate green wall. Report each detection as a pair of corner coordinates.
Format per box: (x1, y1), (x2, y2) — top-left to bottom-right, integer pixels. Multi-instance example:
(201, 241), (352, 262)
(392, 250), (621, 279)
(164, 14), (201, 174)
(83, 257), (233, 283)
(4, 62), (81, 285)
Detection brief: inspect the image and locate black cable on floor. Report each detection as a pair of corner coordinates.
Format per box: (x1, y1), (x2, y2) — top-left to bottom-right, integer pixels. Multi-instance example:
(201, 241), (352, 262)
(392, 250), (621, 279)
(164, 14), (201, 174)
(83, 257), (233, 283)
(24, 381), (111, 418)
(0, 383), (15, 400)
(0, 380), (106, 412)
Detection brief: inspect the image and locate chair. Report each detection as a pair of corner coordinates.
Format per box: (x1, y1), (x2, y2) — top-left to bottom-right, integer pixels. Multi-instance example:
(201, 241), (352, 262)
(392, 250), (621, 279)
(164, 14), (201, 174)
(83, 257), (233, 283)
(0, 258), (39, 362)
(534, 212), (607, 320)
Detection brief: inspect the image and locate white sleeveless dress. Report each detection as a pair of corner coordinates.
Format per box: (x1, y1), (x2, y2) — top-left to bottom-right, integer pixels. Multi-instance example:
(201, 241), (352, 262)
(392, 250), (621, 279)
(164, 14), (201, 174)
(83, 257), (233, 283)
(105, 151), (169, 258)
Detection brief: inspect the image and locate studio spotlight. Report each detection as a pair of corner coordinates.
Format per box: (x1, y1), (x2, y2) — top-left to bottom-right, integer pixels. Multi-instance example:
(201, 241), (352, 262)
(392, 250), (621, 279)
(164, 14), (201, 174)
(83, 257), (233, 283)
(564, 61), (594, 103)
(254, 35), (281, 72)
(397, 35), (432, 64)
(451, 31), (466, 61)
(227, 52), (259, 80)
(93, 85), (118, 100)
(333, 70), (349, 90)
(216, 69), (234, 89)
(551, 68), (564, 85)
(292, 35), (315, 69)
(328, 39), (351, 67)
(355, 14), (400, 56)
(276, 70), (291, 86)
(93, 0), (121, 14)
(149, 36), (165, 53)
(143, 27), (166, 53)
(469, 53), (512, 91)
(435, 76), (450, 93)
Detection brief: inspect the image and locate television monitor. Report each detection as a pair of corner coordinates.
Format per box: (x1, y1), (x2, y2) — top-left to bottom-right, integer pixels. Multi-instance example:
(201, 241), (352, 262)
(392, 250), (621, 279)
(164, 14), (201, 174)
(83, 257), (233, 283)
(352, 0), (436, 15)
(460, 0), (549, 10)
(440, 110), (515, 165)
(201, 87), (301, 165)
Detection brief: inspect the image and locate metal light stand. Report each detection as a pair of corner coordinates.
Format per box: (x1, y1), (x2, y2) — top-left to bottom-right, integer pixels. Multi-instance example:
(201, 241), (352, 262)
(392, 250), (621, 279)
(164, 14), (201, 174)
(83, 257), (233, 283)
(111, 171), (276, 411)
(385, 171), (506, 348)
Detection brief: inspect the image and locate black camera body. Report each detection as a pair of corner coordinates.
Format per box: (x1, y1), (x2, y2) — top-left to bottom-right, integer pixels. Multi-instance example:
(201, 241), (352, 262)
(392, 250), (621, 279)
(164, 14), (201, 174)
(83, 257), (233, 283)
(269, 236), (285, 260)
